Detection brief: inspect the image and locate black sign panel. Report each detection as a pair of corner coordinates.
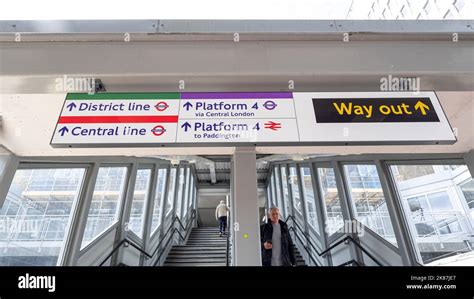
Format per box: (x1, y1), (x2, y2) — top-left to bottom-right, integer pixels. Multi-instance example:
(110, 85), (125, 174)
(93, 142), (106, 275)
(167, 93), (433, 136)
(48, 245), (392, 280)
(313, 97), (440, 123)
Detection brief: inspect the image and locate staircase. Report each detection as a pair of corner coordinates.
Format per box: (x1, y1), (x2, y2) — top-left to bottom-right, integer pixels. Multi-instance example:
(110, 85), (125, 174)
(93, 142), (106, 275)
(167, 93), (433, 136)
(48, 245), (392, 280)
(164, 227), (308, 266)
(164, 227), (228, 266)
(293, 245), (307, 266)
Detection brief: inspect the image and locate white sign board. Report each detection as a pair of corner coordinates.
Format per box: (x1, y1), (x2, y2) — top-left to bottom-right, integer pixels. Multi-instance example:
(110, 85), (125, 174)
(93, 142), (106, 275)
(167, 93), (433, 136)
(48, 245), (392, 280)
(51, 91), (456, 147)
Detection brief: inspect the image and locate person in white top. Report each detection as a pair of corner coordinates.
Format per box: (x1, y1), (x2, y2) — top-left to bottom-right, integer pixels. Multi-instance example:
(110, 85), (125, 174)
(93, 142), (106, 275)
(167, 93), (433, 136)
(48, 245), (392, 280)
(215, 200), (230, 237)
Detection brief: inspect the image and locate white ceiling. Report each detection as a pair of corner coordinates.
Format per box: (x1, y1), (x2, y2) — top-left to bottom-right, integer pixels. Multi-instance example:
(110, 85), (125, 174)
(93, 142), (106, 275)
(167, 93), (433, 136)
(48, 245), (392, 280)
(0, 32), (472, 157)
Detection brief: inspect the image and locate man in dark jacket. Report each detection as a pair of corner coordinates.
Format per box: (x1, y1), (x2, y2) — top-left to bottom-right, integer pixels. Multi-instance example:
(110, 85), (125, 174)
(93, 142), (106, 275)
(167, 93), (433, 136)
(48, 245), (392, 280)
(260, 207), (296, 266)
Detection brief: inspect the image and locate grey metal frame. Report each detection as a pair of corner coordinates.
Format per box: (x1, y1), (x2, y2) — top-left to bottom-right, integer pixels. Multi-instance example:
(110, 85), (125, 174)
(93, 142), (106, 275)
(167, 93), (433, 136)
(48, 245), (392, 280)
(0, 154), (19, 207)
(1, 150), (472, 266)
(61, 163), (98, 266)
(375, 160), (418, 266)
(89, 162), (135, 243)
(176, 165), (185, 220)
(298, 163), (322, 239)
(276, 165), (287, 220)
(283, 165), (296, 219)
(464, 150), (474, 176)
(0, 154), (181, 266)
(230, 157), (236, 265)
(269, 167), (276, 208)
(276, 165), (286, 220)
(309, 163), (331, 266)
(170, 164), (182, 220)
(295, 162), (313, 264)
(163, 166), (177, 225)
(149, 165), (170, 240)
(332, 160), (364, 264)
(288, 164), (304, 219)
(130, 164), (155, 266)
(111, 163), (136, 265)
(155, 164), (171, 259)
(265, 152), (473, 266)
(183, 166), (192, 220)
(273, 167), (281, 210)
(141, 163), (158, 265)
(128, 164), (155, 241)
(1, 20), (472, 34)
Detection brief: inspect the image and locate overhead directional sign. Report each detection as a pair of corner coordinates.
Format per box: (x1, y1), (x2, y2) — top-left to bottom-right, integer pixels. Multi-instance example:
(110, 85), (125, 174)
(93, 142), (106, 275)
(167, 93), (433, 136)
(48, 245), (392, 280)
(313, 97), (439, 123)
(51, 91), (456, 147)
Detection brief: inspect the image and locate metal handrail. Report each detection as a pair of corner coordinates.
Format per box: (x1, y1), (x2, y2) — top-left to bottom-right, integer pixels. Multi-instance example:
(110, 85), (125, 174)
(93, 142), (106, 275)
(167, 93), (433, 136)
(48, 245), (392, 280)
(285, 215), (383, 267)
(98, 238), (152, 266)
(318, 236), (383, 266)
(98, 209), (196, 266)
(285, 216), (321, 257)
(196, 210), (204, 228)
(153, 211), (195, 266)
(288, 226), (319, 266)
(337, 259), (361, 267)
(225, 215), (231, 267)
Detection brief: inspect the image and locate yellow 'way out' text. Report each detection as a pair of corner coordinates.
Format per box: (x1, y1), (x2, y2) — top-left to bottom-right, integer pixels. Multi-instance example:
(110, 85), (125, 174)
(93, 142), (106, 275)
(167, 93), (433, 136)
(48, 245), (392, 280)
(332, 102), (422, 118)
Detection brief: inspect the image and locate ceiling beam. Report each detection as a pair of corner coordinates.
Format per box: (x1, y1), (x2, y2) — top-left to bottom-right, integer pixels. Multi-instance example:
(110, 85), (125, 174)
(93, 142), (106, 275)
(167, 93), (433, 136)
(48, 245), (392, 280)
(0, 20), (472, 34)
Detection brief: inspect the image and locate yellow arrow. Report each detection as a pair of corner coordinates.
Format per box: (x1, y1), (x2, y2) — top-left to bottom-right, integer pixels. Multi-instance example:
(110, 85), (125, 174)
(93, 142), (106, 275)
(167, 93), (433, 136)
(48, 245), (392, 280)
(414, 101), (429, 115)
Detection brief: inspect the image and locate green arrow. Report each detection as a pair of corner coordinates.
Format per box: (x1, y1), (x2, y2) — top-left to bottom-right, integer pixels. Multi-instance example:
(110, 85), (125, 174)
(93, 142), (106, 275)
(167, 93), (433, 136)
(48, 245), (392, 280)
(414, 101), (429, 115)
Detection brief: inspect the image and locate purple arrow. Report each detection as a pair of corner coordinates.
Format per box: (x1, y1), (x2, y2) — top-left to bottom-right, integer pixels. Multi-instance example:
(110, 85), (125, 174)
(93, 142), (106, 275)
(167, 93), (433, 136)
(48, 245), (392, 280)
(58, 126), (69, 136)
(183, 102), (193, 111)
(66, 102), (77, 111)
(181, 122), (192, 132)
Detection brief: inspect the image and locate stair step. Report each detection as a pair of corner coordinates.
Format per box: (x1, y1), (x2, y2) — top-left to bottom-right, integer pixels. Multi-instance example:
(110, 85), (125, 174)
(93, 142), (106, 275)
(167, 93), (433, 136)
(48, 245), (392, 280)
(183, 245), (228, 247)
(171, 246), (226, 250)
(188, 237), (227, 239)
(170, 250), (226, 253)
(187, 241), (227, 243)
(189, 236), (225, 238)
(296, 261), (306, 266)
(188, 243), (226, 249)
(167, 254), (226, 259)
(186, 240), (227, 243)
(189, 232), (227, 238)
(188, 238), (226, 240)
(187, 239), (226, 241)
(189, 236), (227, 238)
(164, 227), (232, 267)
(164, 262), (226, 266)
(186, 242), (227, 245)
(168, 250), (226, 254)
(173, 247), (226, 249)
(165, 258), (225, 262)
(185, 245), (227, 247)
(170, 251), (226, 254)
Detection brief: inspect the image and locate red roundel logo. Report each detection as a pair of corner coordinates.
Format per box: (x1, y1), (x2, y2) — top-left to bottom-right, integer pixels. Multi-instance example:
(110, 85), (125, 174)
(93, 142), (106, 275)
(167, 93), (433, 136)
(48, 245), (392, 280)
(155, 101), (169, 111)
(151, 125), (166, 136)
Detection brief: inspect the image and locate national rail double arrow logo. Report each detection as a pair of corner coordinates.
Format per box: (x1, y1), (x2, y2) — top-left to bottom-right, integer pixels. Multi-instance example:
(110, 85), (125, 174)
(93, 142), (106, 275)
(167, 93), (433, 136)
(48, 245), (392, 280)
(264, 121), (281, 131)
